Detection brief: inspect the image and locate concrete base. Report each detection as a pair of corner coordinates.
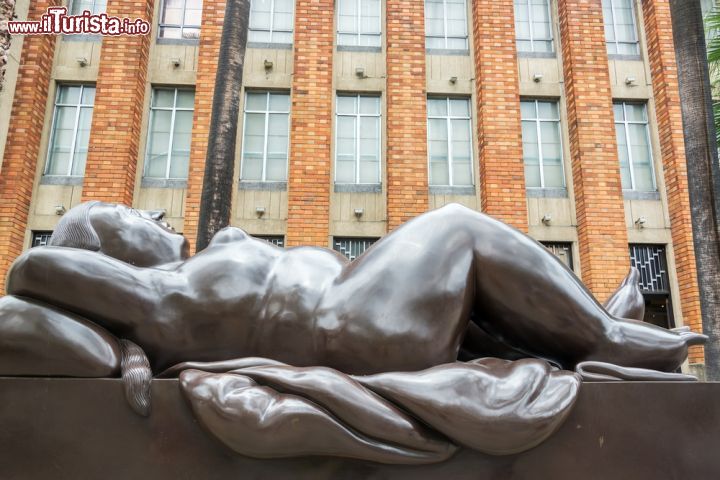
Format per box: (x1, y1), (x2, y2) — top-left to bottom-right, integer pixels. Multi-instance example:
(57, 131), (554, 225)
(0, 379), (718, 479)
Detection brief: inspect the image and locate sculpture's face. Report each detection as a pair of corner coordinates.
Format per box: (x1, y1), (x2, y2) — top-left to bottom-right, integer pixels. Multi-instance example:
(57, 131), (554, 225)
(89, 203), (189, 266)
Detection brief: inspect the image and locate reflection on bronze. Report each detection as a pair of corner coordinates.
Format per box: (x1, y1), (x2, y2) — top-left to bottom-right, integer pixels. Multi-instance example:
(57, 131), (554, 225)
(0, 201), (707, 464)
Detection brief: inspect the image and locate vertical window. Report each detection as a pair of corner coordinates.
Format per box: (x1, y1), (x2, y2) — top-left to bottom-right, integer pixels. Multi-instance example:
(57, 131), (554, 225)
(69, 0), (107, 15)
(333, 237), (378, 261)
(335, 94), (381, 185)
(427, 97), (473, 186)
(159, 0), (203, 40)
(248, 0), (294, 44)
(602, 0), (639, 55)
(45, 85), (95, 177)
(31, 232), (54, 248)
(425, 0), (469, 50)
(253, 235), (285, 247)
(514, 0), (554, 53)
(337, 0), (381, 47)
(614, 102), (656, 192)
(629, 245), (674, 329)
(241, 91), (290, 182)
(542, 242), (573, 270)
(144, 88), (195, 180)
(521, 100), (564, 189)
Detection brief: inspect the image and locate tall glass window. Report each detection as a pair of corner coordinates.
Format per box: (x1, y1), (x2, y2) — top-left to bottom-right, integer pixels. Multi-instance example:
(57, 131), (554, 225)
(514, 0), (554, 54)
(248, 0), (294, 44)
(614, 102), (656, 192)
(425, 0), (469, 50)
(144, 88), (195, 180)
(45, 85), (96, 177)
(159, 0), (203, 40)
(69, 0), (107, 15)
(335, 95), (381, 185)
(337, 0), (381, 48)
(602, 0), (639, 55)
(521, 100), (565, 189)
(427, 97), (473, 186)
(241, 91), (291, 182)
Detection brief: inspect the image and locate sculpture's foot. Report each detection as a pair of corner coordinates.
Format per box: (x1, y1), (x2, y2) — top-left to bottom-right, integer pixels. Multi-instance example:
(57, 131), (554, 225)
(590, 319), (707, 373)
(120, 339), (152, 417)
(575, 361), (698, 382)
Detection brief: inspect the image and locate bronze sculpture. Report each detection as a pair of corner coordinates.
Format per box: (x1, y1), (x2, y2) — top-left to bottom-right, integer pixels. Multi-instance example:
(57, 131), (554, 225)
(0, 201), (706, 464)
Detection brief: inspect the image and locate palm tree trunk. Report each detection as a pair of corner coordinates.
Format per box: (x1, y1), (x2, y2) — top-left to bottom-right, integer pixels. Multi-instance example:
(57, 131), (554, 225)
(196, 0), (250, 251)
(670, 0), (720, 380)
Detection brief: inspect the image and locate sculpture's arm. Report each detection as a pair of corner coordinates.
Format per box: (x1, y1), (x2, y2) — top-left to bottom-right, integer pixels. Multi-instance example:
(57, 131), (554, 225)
(6, 247), (166, 335)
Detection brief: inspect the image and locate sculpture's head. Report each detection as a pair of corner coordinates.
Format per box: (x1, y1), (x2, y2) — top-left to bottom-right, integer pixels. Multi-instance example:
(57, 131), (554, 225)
(49, 201), (189, 266)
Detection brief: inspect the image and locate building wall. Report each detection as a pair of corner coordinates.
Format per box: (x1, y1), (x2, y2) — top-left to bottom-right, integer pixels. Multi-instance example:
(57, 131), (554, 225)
(0, 0), (704, 364)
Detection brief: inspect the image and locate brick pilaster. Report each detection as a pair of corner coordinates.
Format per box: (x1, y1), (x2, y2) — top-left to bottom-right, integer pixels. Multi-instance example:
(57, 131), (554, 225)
(183, 0), (226, 253)
(558, 0), (630, 299)
(385, 0), (428, 230)
(471, 0), (527, 231)
(643, 0), (703, 362)
(81, 0), (154, 204)
(0, 0), (58, 294)
(285, 0), (333, 246)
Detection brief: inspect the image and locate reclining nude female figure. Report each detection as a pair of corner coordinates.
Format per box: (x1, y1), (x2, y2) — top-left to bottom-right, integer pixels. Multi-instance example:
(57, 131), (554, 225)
(2, 201), (704, 376)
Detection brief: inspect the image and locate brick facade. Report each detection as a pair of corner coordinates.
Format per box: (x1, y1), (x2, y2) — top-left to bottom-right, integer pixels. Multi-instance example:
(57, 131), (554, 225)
(558, 0), (630, 300)
(643, 0), (704, 362)
(0, 0), (58, 294)
(285, 0), (334, 246)
(183, 0), (226, 253)
(81, 0), (154, 204)
(471, 0), (527, 231)
(385, 0), (429, 230)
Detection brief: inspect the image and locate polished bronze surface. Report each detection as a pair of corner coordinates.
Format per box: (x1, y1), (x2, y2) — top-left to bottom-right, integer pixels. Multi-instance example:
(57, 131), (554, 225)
(1, 378), (718, 479)
(0, 201), (707, 464)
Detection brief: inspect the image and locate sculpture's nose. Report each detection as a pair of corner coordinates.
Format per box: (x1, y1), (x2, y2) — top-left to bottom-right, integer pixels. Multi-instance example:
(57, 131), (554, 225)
(147, 209), (166, 221)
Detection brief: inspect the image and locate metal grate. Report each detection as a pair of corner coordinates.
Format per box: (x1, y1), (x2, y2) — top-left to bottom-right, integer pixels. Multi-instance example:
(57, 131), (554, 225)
(253, 235), (285, 248)
(542, 242), (574, 270)
(629, 244), (670, 293)
(31, 231), (53, 248)
(333, 237), (378, 261)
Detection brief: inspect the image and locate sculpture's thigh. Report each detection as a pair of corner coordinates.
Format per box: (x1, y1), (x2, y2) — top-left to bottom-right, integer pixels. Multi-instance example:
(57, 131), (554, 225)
(0, 296), (121, 377)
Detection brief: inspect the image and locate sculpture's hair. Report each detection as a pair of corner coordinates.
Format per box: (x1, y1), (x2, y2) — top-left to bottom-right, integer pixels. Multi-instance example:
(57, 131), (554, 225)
(120, 339), (153, 417)
(49, 201), (101, 251)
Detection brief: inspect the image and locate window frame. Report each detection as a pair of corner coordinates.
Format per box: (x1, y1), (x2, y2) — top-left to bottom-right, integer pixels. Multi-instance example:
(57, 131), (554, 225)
(240, 90), (291, 183)
(514, 0), (555, 54)
(336, 0), (382, 48)
(520, 99), (566, 189)
(614, 101), (657, 192)
(424, 0), (469, 51)
(31, 231), (54, 248)
(603, 0), (640, 56)
(334, 93), (382, 185)
(542, 241), (574, 270)
(248, 0), (295, 45)
(427, 96), (474, 187)
(143, 87), (195, 181)
(68, 0), (107, 15)
(158, 0), (202, 41)
(44, 84), (95, 178)
(333, 237), (379, 261)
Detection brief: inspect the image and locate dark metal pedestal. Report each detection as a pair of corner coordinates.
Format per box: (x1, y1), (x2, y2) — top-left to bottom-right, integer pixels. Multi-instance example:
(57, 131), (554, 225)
(0, 379), (718, 479)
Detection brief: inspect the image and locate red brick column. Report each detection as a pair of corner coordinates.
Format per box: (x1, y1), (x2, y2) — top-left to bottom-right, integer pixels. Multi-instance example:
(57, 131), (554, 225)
(183, 0), (226, 253)
(558, 0), (629, 300)
(0, 0), (59, 294)
(285, 0), (334, 246)
(385, 0), (428, 230)
(643, 0), (703, 362)
(81, 0), (154, 204)
(471, 0), (527, 231)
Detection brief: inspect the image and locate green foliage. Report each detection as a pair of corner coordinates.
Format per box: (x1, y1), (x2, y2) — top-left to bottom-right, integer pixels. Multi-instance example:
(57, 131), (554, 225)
(705, 4), (720, 145)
